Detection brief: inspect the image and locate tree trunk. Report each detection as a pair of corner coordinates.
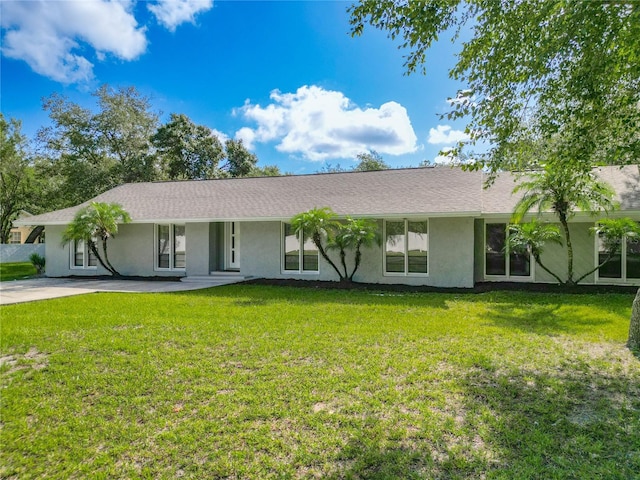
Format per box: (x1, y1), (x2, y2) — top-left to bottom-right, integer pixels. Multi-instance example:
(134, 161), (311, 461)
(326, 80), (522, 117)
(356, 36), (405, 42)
(88, 240), (114, 275)
(312, 232), (344, 280)
(101, 237), (120, 276)
(534, 254), (563, 285)
(628, 287), (640, 351)
(559, 212), (574, 285)
(349, 243), (363, 281)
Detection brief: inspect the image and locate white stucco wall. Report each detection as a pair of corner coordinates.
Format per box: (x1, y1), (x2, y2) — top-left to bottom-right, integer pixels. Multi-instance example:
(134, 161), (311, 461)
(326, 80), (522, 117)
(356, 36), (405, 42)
(241, 217), (476, 288)
(45, 223), (180, 277)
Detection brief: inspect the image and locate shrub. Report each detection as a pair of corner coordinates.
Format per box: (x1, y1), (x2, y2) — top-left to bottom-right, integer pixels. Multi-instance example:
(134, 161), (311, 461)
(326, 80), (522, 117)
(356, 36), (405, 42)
(29, 253), (46, 275)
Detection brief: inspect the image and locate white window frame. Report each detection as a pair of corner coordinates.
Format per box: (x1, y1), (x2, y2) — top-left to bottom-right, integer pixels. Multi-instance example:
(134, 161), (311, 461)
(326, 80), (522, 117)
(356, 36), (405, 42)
(69, 239), (98, 270)
(483, 221), (533, 281)
(383, 219), (429, 277)
(9, 231), (22, 244)
(154, 224), (186, 272)
(281, 222), (319, 274)
(594, 230), (640, 284)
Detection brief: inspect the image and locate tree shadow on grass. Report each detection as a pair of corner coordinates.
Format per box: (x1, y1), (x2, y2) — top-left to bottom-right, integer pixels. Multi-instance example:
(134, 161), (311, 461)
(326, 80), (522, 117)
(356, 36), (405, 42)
(481, 301), (619, 336)
(329, 350), (639, 479)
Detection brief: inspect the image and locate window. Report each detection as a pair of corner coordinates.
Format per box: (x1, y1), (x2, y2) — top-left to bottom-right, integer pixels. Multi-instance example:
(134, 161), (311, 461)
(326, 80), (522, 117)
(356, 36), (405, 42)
(384, 220), (428, 275)
(485, 223), (530, 278)
(156, 224), (186, 270)
(70, 239), (97, 269)
(9, 231), (21, 244)
(597, 230), (640, 282)
(282, 223), (318, 273)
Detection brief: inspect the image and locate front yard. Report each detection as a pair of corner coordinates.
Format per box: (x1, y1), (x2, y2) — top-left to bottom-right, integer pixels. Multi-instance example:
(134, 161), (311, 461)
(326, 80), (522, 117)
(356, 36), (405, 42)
(1, 285), (638, 478)
(0, 262), (36, 281)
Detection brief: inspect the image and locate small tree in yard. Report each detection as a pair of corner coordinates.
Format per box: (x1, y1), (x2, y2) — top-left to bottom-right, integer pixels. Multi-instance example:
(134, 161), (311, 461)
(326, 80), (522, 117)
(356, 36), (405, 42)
(509, 218), (640, 286)
(508, 220), (564, 284)
(291, 208), (380, 282)
(62, 202), (131, 276)
(512, 162), (616, 285)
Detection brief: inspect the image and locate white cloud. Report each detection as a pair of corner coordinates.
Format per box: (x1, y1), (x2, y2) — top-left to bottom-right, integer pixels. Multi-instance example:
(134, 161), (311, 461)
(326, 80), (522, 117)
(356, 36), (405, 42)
(235, 85), (417, 161)
(1, 0), (214, 84)
(209, 128), (229, 144)
(234, 127), (256, 149)
(1, 0), (147, 84)
(148, 0), (213, 32)
(427, 125), (470, 145)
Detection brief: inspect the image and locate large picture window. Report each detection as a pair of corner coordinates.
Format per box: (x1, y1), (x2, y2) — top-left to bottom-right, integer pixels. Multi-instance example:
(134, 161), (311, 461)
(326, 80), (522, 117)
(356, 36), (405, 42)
(282, 223), (319, 273)
(597, 230), (640, 282)
(485, 223), (530, 278)
(156, 224), (186, 270)
(384, 220), (428, 275)
(70, 239), (97, 269)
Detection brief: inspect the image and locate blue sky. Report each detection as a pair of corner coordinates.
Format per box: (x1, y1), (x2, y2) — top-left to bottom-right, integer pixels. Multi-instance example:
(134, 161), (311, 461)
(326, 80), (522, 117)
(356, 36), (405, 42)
(1, 0), (469, 174)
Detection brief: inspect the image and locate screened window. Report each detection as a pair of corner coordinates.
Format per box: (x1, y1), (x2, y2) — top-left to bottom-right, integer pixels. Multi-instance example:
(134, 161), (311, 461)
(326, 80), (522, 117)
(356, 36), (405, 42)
(282, 223), (319, 273)
(71, 239), (97, 269)
(9, 232), (21, 244)
(156, 224), (186, 270)
(598, 230), (640, 281)
(384, 220), (428, 275)
(485, 223), (530, 278)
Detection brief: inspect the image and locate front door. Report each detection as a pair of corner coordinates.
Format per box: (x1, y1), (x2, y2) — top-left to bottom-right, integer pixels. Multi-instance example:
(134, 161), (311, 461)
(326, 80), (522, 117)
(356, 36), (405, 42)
(225, 222), (240, 270)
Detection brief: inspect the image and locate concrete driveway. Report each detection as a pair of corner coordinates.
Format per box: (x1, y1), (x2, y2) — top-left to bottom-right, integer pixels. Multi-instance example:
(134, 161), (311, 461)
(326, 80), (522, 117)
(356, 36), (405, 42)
(0, 276), (243, 305)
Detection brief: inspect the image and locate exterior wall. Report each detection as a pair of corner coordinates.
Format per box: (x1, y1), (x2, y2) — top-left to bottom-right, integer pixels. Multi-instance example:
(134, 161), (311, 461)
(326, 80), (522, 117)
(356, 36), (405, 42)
(241, 217), (476, 288)
(45, 223), (179, 277)
(185, 222), (210, 276)
(473, 219), (485, 283)
(535, 223), (595, 284)
(476, 219), (640, 286)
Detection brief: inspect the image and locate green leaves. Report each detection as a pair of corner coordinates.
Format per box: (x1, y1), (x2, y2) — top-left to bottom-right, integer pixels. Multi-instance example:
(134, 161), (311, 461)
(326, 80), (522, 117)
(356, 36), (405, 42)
(349, 1), (640, 173)
(291, 208), (380, 281)
(152, 113), (224, 180)
(62, 202), (131, 275)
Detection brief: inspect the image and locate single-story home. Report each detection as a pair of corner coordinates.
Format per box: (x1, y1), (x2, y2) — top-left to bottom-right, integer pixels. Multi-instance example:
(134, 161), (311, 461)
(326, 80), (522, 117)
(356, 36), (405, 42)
(15, 165), (640, 287)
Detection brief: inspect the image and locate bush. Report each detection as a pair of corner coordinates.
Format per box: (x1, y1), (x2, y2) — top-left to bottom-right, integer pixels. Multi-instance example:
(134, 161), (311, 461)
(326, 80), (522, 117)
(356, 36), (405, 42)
(29, 253), (46, 275)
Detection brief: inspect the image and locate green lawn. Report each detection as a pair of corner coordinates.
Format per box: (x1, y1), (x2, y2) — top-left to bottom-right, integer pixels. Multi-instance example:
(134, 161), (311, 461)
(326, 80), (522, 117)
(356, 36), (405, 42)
(0, 262), (36, 281)
(1, 285), (638, 479)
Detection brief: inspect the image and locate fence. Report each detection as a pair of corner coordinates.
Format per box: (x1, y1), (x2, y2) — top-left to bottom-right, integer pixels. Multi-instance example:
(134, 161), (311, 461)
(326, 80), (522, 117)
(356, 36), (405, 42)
(0, 244), (46, 263)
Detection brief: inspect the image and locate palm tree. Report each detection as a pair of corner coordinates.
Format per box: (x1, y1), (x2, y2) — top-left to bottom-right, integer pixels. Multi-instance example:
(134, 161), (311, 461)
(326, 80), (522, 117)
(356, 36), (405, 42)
(62, 202), (131, 276)
(512, 163), (616, 285)
(292, 209), (380, 282)
(336, 218), (380, 281)
(508, 220), (564, 284)
(291, 207), (343, 279)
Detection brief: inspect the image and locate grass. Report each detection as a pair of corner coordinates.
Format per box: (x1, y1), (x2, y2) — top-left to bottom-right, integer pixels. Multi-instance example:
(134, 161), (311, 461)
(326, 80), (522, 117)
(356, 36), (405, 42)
(1, 285), (639, 479)
(0, 261), (37, 281)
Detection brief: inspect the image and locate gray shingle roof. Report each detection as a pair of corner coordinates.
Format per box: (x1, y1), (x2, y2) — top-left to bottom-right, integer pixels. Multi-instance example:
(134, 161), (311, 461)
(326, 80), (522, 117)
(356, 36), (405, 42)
(17, 165), (640, 225)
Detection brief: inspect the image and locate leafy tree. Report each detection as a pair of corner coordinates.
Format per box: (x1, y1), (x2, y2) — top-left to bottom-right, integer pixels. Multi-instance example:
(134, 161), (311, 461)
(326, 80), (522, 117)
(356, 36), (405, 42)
(291, 208), (343, 279)
(222, 139), (258, 177)
(153, 113), (224, 180)
(330, 217), (380, 281)
(349, 1), (640, 174)
(292, 208), (379, 282)
(354, 150), (389, 171)
(62, 202), (131, 276)
(0, 114), (31, 243)
(509, 218), (640, 286)
(39, 85), (160, 207)
(350, 0), (640, 345)
(508, 220), (564, 285)
(511, 163), (616, 285)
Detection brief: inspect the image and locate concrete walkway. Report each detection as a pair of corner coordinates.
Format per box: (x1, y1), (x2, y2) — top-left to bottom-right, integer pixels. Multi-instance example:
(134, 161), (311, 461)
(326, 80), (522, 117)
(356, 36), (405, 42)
(0, 276), (244, 305)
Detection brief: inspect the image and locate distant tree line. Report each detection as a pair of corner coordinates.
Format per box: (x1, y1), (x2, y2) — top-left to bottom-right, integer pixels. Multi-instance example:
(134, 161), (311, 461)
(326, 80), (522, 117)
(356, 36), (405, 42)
(0, 85), (285, 243)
